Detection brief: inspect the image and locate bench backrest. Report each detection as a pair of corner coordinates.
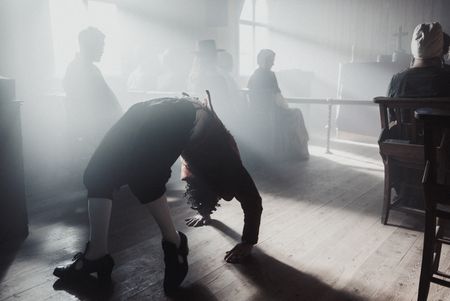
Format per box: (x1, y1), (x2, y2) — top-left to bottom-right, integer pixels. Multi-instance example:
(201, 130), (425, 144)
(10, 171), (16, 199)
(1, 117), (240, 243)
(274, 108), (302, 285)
(374, 97), (450, 145)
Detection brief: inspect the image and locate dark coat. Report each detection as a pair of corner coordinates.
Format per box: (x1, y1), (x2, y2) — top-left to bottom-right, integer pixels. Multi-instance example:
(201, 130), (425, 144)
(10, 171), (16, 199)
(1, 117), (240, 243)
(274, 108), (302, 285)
(85, 97), (262, 244)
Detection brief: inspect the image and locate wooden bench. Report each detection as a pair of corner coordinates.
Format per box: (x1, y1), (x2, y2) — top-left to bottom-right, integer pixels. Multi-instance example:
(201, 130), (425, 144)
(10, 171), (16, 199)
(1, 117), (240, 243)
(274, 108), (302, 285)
(415, 108), (450, 300)
(374, 97), (450, 225)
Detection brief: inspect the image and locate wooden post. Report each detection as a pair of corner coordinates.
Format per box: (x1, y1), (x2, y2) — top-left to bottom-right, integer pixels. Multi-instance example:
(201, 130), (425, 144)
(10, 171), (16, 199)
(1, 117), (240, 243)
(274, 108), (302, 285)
(0, 77), (28, 242)
(326, 99), (333, 154)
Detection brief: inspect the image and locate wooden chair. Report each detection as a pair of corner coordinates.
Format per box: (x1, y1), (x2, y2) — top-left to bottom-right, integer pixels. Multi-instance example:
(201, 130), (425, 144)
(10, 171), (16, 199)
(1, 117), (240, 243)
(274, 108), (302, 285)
(415, 108), (450, 301)
(374, 97), (450, 224)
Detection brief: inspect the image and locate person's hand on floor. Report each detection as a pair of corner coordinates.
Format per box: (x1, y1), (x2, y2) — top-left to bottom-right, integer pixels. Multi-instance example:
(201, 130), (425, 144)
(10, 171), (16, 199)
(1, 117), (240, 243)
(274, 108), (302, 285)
(185, 214), (211, 227)
(224, 242), (253, 263)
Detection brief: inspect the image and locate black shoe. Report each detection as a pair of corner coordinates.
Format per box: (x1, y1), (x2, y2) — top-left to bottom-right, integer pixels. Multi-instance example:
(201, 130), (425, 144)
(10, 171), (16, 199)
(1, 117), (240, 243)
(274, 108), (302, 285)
(162, 231), (189, 294)
(53, 243), (115, 284)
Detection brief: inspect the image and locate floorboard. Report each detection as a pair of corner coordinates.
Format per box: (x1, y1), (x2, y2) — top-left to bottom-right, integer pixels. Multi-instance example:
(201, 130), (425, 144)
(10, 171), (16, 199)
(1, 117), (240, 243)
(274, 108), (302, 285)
(1, 143), (447, 300)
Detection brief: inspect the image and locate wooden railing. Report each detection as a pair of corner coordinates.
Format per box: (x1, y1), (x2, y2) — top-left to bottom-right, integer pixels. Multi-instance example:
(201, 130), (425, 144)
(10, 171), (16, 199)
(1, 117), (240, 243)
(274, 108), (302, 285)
(47, 90), (379, 153)
(284, 97), (378, 153)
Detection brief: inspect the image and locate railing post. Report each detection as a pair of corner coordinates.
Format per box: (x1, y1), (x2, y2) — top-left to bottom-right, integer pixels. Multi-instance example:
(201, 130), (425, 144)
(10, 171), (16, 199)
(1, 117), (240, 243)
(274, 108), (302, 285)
(326, 98), (333, 154)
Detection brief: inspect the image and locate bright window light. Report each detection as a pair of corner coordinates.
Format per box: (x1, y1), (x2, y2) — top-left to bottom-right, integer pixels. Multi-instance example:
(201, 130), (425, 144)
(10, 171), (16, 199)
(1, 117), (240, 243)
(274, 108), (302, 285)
(49, 0), (120, 78)
(254, 0), (268, 23)
(239, 0), (269, 76)
(49, 0), (88, 77)
(240, 0), (253, 21)
(239, 24), (254, 76)
(87, 1), (121, 76)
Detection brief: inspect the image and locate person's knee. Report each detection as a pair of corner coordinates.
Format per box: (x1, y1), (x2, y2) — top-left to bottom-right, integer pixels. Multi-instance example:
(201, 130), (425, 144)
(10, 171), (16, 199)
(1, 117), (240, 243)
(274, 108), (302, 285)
(84, 172), (114, 199)
(83, 166), (96, 190)
(87, 188), (114, 200)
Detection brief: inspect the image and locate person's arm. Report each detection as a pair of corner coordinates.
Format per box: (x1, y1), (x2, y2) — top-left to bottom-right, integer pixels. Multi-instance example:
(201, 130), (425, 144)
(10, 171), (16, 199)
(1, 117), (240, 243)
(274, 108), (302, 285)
(270, 71), (290, 109)
(224, 168), (263, 263)
(387, 74), (399, 125)
(275, 92), (289, 109)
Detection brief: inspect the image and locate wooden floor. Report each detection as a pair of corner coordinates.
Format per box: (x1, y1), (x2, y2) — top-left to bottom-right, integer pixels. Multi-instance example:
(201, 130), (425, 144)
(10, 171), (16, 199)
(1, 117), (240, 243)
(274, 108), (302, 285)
(1, 141), (450, 301)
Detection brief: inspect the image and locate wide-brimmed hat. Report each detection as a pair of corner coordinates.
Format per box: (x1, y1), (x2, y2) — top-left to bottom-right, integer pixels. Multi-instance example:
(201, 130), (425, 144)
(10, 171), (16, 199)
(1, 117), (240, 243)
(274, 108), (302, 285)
(194, 40), (224, 57)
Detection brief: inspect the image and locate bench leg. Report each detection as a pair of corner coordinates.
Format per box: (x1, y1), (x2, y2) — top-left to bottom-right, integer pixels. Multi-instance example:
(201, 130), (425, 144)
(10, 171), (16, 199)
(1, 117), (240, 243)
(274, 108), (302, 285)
(381, 161), (391, 225)
(418, 209), (436, 301)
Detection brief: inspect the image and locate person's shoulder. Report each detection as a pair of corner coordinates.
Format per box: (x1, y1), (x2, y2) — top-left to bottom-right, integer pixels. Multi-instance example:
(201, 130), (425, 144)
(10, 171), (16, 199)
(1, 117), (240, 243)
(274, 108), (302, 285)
(64, 56), (80, 74)
(248, 69), (259, 81)
(250, 68), (265, 77)
(413, 65), (450, 80)
(392, 67), (412, 79)
(387, 69), (410, 97)
(389, 67), (422, 86)
(66, 55), (98, 75)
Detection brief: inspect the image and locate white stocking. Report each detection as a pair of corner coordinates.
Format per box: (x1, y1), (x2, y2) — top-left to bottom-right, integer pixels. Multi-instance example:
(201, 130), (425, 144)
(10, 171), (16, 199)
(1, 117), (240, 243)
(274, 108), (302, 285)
(84, 197), (112, 260)
(146, 194), (180, 248)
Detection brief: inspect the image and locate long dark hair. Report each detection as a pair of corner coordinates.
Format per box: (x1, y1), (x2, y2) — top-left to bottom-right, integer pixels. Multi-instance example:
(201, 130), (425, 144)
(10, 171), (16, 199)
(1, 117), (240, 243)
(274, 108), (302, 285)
(184, 176), (220, 217)
(443, 32), (450, 60)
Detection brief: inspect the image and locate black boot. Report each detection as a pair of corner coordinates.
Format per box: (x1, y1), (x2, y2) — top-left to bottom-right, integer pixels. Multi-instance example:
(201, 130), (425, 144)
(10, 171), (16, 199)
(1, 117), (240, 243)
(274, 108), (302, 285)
(162, 231), (189, 294)
(53, 243), (115, 284)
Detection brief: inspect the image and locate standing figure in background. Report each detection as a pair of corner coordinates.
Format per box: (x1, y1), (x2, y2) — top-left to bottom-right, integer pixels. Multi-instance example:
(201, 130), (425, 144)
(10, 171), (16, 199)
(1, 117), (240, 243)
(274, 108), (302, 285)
(188, 40), (234, 126)
(127, 54), (161, 91)
(157, 48), (192, 92)
(64, 27), (123, 162)
(247, 49), (309, 161)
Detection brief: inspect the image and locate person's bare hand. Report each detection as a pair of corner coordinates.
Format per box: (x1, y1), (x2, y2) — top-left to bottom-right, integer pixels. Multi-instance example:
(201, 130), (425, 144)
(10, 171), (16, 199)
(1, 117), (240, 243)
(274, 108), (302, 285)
(185, 214), (211, 227)
(224, 242), (253, 263)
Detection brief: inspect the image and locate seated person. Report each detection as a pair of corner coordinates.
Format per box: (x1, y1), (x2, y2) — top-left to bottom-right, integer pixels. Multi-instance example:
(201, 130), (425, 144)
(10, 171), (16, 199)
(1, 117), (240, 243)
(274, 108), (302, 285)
(247, 49), (309, 161)
(388, 23), (450, 99)
(384, 22), (450, 207)
(53, 96), (263, 295)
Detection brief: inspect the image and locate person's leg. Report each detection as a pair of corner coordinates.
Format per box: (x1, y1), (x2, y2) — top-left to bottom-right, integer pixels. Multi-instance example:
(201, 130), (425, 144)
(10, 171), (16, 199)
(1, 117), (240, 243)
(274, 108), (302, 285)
(142, 193), (188, 294)
(145, 194), (180, 248)
(84, 197), (113, 260)
(53, 195), (115, 282)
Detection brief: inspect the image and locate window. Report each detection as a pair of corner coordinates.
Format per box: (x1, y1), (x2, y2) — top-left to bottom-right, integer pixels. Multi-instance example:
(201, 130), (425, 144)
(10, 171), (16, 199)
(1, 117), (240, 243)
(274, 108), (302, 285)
(239, 0), (269, 76)
(86, 1), (121, 76)
(49, 0), (87, 77)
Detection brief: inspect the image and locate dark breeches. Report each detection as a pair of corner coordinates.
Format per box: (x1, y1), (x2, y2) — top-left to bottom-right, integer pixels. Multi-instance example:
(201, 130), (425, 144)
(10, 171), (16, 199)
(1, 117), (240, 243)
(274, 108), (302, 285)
(83, 100), (196, 203)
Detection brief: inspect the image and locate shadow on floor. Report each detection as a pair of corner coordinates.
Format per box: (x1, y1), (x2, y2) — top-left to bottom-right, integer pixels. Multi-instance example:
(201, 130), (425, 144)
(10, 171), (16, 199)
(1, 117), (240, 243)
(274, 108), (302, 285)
(0, 236), (26, 282)
(166, 283), (218, 301)
(53, 274), (217, 301)
(53, 276), (114, 301)
(210, 220), (366, 301)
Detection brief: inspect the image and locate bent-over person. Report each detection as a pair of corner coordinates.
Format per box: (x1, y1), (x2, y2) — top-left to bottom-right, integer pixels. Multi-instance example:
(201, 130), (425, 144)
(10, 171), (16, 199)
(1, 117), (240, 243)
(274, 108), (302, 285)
(53, 96), (263, 295)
